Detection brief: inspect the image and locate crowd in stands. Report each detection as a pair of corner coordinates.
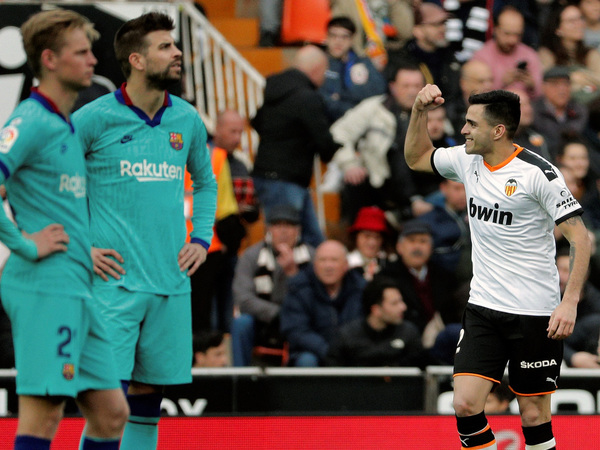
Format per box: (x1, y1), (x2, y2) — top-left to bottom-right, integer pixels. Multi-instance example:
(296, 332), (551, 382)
(3, 0), (600, 373)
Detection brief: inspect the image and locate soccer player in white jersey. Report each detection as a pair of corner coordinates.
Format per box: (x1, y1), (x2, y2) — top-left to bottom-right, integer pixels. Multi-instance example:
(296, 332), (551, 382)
(73, 12), (217, 450)
(405, 85), (591, 450)
(0, 9), (129, 450)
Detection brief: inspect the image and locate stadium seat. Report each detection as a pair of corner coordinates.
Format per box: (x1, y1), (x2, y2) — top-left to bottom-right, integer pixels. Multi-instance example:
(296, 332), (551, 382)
(280, 0), (331, 45)
(253, 342), (290, 366)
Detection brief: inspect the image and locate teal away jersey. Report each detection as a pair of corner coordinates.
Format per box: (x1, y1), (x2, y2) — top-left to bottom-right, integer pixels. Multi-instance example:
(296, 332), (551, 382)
(74, 86), (216, 295)
(0, 90), (92, 297)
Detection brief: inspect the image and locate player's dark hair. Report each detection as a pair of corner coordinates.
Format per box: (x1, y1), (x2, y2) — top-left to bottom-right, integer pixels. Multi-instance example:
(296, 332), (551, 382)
(327, 16), (356, 35)
(362, 276), (401, 316)
(193, 330), (225, 354)
(114, 12), (175, 78)
(468, 90), (521, 139)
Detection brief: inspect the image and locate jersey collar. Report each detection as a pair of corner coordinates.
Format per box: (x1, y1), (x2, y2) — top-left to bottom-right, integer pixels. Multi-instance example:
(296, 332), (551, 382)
(115, 82), (172, 128)
(483, 144), (524, 172)
(29, 87), (74, 133)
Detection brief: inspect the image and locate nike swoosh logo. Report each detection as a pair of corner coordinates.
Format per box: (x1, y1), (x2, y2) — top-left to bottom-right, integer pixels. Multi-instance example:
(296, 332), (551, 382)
(120, 135), (133, 144)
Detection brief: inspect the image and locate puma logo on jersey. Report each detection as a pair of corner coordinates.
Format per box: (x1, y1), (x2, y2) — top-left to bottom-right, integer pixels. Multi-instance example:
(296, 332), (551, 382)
(469, 198), (513, 225)
(59, 174), (86, 198)
(546, 376), (558, 388)
(120, 159), (183, 182)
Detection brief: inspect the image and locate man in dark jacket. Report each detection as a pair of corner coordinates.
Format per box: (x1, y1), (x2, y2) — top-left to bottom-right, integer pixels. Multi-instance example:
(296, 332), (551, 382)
(325, 276), (426, 367)
(280, 240), (366, 366)
(252, 45), (341, 247)
(381, 220), (463, 341)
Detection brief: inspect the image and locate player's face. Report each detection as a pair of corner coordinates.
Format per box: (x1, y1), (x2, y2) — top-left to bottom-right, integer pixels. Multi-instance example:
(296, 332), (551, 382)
(355, 230), (383, 259)
(326, 26), (353, 59)
(461, 104), (494, 157)
(376, 287), (406, 325)
(143, 30), (182, 90)
(53, 27), (97, 92)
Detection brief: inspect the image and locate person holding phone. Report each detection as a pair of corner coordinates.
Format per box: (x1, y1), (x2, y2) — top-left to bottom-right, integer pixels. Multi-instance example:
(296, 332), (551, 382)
(471, 6), (543, 98)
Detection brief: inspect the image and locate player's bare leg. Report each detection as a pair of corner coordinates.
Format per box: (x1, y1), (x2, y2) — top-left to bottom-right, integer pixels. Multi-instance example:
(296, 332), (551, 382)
(453, 375), (497, 449)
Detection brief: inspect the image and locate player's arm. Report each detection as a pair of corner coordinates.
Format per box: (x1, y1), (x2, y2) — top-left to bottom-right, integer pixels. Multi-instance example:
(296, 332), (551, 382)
(548, 215), (591, 339)
(0, 123), (69, 260)
(404, 84), (445, 173)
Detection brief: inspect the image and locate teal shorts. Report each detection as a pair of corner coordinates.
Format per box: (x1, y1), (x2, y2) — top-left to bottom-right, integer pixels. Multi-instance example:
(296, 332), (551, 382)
(93, 284), (192, 385)
(1, 285), (120, 397)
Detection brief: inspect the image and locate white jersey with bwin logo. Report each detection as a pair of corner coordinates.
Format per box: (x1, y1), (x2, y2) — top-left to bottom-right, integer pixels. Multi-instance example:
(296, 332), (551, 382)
(432, 144), (583, 316)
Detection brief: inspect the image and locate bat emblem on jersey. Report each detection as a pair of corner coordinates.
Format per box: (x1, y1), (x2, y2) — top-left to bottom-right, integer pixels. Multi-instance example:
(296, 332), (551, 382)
(505, 178), (517, 197)
(169, 132), (183, 150)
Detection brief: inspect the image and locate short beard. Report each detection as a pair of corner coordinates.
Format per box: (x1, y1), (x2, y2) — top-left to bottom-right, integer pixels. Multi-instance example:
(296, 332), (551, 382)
(146, 66), (180, 91)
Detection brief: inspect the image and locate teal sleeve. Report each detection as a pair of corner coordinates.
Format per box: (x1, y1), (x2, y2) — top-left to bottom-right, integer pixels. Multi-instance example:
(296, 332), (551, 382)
(0, 120), (39, 260)
(0, 206), (38, 260)
(187, 118), (217, 245)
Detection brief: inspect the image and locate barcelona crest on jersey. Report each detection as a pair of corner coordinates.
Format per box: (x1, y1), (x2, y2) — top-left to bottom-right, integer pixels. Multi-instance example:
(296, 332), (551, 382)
(169, 132), (183, 150)
(62, 363), (75, 380)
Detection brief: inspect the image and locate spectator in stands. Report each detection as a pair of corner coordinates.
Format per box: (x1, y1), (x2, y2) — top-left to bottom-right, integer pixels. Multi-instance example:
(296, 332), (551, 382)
(509, 88), (552, 161)
(563, 313), (600, 368)
(191, 125), (246, 334)
(281, 240), (365, 367)
(471, 6), (543, 100)
(320, 16), (387, 123)
(258, 0), (282, 47)
(325, 276), (426, 367)
(419, 179), (471, 283)
(388, 2), (461, 106)
(193, 330), (229, 368)
(443, 0), (490, 63)
(557, 245), (600, 319)
(426, 105), (457, 150)
(380, 220), (462, 348)
(231, 205), (314, 367)
(208, 110), (259, 334)
(330, 0), (415, 70)
(579, 0), (600, 50)
(330, 62), (435, 225)
(538, 3), (600, 105)
(485, 382), (515, 415)
(446, 59), (494, 142)
(252, 45), (339, 248)
(556, 135), (600, 230)
(532, 67), (588, 161)
(347, 206), (391, 281)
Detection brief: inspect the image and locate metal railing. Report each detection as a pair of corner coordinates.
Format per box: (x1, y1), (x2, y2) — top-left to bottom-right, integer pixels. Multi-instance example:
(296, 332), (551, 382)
(178, 1), (264, 158)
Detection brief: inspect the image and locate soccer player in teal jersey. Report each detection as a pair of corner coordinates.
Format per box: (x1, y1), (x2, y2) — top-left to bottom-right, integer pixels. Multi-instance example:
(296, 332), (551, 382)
(73, 12), (217, 449)
(0, 9), (129, 450)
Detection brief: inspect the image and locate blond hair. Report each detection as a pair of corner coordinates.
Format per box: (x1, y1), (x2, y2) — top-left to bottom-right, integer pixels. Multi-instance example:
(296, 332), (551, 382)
(21, 9), (99, 78)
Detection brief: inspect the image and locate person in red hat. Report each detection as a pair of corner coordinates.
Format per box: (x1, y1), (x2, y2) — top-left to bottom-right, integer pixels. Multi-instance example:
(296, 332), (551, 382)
(347, 206), (391, 280)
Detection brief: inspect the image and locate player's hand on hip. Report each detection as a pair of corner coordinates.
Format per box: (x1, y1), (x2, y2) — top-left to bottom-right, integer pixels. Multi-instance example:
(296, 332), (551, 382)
(178, 242), (207, 276)
(91, 247), (125, 281)
(547, 300), (577, 340)
(27, 223), (69, 259)
(414, 84), (445, 112)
